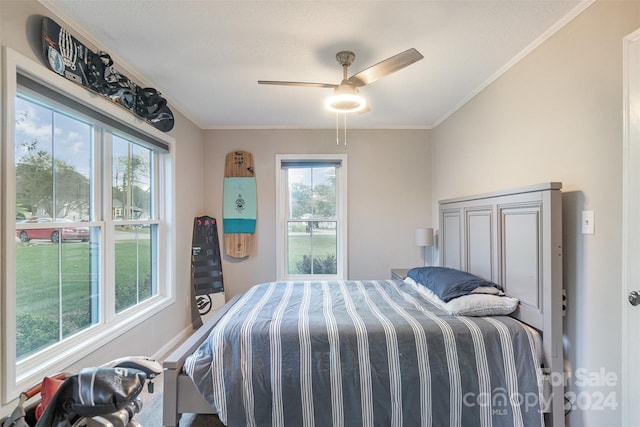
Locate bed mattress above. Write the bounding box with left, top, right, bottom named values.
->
left=185, top=280, right=543, bottom=427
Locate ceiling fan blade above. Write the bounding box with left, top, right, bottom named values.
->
left=258, top=80, right=336, bottom=89
left=348, top=48, right=424, bottom=87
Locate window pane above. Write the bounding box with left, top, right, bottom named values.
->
left=287, top=221, right=337, bottom=275
left=112, top=136, right=152, bottom=221
left=14, top=96, right=91, bottom=222
left=114, top=224, right=157, bottom=312
left=287, top=166, right=336, bottom=220
left=14, top=226, right=100, bottom=359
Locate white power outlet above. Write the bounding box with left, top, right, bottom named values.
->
left=581, top=210, right=595, bottom=235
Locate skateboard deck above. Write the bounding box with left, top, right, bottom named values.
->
left=41, top=16, right=174, bottom=132
left=223, top=151, right=256, bottom=258
left=191, top=216, right=224, bottom=316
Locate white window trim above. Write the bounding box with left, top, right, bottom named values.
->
left=275, top=153, right=348, bottom=281
left=1, top=47, right=176, bottom=402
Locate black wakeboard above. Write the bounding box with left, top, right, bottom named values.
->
left=191, top=216, right=224, bottom=316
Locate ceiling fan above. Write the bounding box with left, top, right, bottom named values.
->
left=258, top=48, right=424, bottom=114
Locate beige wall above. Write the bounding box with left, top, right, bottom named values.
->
left=433, top=2, right=640, bottom=425
left=1, top=0, right=204, bottom=414
left=203, top=129, right=432, bottom=297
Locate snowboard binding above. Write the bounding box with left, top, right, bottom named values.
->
left=135, top=87, right=174, bottom=132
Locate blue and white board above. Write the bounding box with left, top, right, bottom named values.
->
left=223, top=151, right=256, bottom=258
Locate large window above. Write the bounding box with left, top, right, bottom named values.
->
left=276, top=154, right=347, bottom=280
left=2, top=49, right=173, bottom=400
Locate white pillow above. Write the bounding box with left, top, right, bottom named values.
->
left=470, top=286, right=502, bottom=295
left=405, top=277, right=519, bottom=316
left=439, top=293, right=519, bottom=316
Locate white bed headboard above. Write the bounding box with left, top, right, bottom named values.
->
left=439, top=182, right=564, bottom=427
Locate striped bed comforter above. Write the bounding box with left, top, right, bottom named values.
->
left=184, top=280, right=544, bottom=427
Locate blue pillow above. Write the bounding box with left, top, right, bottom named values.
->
left=407, top=266, right=502, bottom=302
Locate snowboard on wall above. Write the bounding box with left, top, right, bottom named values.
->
left=41, top=16, right=175, bottom=132
left=191, top=216, right=224, bottom=317
left=223, top=151, right=257, bottom=258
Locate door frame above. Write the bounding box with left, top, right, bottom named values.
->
left=622, top=27, right=640, bottom=427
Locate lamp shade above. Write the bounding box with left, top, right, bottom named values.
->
left=415, top=227, right=434, bottom=247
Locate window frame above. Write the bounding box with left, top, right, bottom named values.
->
left=275, top=154, right=348, bottom=281
left=1, top=47, right=176, bottom=402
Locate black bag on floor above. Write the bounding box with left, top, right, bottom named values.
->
left=35, top=367, right=146, bottom=427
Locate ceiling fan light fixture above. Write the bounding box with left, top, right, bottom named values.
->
left=325, top=93, right=367, bottom=113
left=325, top=82, right=366, bottom=113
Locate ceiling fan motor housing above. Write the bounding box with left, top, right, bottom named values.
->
left=336, top=51, right=356, bottom=68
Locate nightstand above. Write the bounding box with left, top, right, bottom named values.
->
left=391, top=268, right=410, bottom=280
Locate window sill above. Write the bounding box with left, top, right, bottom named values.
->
left=9, top=294, right=174, bottom=403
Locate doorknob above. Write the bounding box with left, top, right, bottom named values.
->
left=629, top=290, right=640, bottom=306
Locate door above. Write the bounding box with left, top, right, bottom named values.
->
left=622, top=27, right=640, bottom=427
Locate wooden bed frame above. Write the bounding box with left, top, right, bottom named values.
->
left=163, top=182, right=564, bottom=427
left=439, top=182, right=564, bottom=427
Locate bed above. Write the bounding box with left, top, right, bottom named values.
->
left=163, top=182, right=564, bottom=427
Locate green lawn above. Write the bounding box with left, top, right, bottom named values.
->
left=288, top=232, right=337, bottom=274
left=15, top=238, right=151, bottom=357
left=15, top=242, right=91, bottom=316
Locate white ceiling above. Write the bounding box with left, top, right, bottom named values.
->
left=43, top=0, right=591, bottom=130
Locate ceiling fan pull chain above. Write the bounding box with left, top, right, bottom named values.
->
left=335, top=112, right=348, bottom=146
left=344, top=113, right=347, bottom=146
